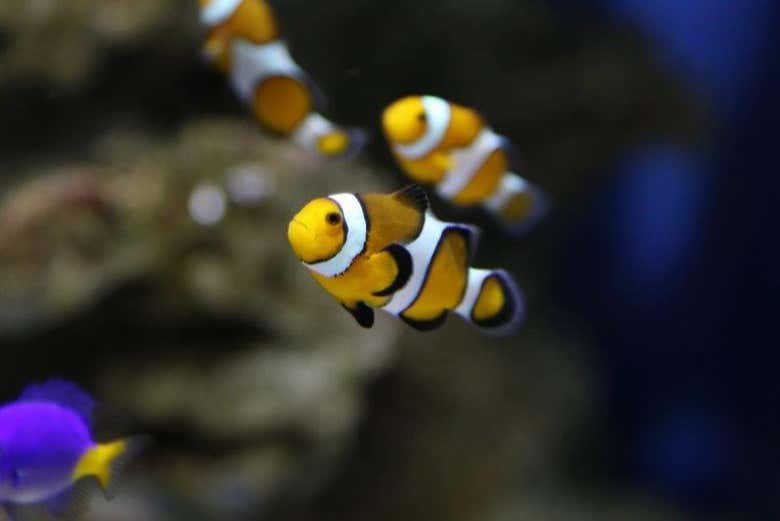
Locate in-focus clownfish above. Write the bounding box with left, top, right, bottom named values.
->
left=382, top=95, right=547, bottom=234
left=198, top=0, right=365, bottom=159
left=0, top=380, right=145, bottom=520
left=288, top=185, right=524, bottom=335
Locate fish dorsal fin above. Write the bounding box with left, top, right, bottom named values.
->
left=19, top=380, right=95, bottom=425
left=392, top=185, right=429, bottom=214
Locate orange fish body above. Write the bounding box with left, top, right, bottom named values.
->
left=383, top=96, right=546, bottom=234
left=288, top=185, right=524, bottom=335
left=199, top=0, right=364, bottom=158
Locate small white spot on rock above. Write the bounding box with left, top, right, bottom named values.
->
left=226, top=165, right=275, bottom=206
left=189, top=183, right=227, bottom=226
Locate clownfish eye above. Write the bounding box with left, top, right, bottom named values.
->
left=417, top=112, right=427, bottom=123
left=326, top=212, right=342, bottom=226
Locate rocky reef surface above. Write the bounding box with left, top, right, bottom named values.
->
left=0, top=123, right=400, bottom=519
left=0, top=125, right=685, bottom=520
left=0, top=0, right=194, bottom=87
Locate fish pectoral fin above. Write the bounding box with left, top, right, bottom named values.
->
left=432, top=151, right=453, bottom=172
left=341, top=301, right=375, bottom=329
left=372, top=245, right=412, bottom=297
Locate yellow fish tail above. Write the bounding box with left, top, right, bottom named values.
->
left=456, top=268, right=524, bottom=335
left=72, top=437, right=146, bottom=498
left=316, top=124, right=368, bottom=160
left=293, top=112, right=367, bottom=159
left=485, top=173, right=548, bottom=236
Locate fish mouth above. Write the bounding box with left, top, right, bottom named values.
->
left=292, top=219, right=310, bottom=232
left=287, top=219, right=320, bottom=262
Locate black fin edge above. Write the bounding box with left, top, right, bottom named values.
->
left=393, top=185, right=429, bottom=213
left=372, top=244, right=412, bottom=297
left=471, top=272, right=523, bottom=333
left=395, top=226, right=459, bottom=326
left=444, top=226, right=476, bottom=305
left=400, top=311, right=449, bottom=332
left=448, top=224, right=480, bottom=265
left=343, top=302, right=375, bottom=329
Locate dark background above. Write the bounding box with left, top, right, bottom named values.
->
left=0, top=1, right=777, bottom=520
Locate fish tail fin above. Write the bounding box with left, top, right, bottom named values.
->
left=332, top=125, right=368, bottom=160
left=316, top=123, right=367, bottom=160
left=73, top=437, right=147, bottom=499
left=455, top=268, right=524, bottom=335
left=293, top=113, right=367, bottom=160
left=484, top=173, right=548, bottom=236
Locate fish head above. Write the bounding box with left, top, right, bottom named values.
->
left=382, top=96, right=429, bottom=146
left=288, top=198, right=347, bottom=264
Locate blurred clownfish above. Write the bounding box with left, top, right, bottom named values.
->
left=383, top=95, right=547, bottom=235
left=288, top=185, right=524, bottom=334
left=198, top=0, right=365, bottom=158
left=0, top=380, right=144, bottom=521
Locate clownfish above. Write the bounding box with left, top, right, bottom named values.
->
left=288, top=185, right=524, bottom=335
left=382, top=95, right=547, bottom=234
left=0, top=380, right=144, bottom=521
left=198, top=0, right=365, bottom=159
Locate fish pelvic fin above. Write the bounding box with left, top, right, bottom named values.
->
left=342, top=301, right=375, bottom=329
left=73, top=437, right=146, bottom=499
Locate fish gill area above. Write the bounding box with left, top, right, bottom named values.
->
left=0, top=1, right=698, bottom=520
